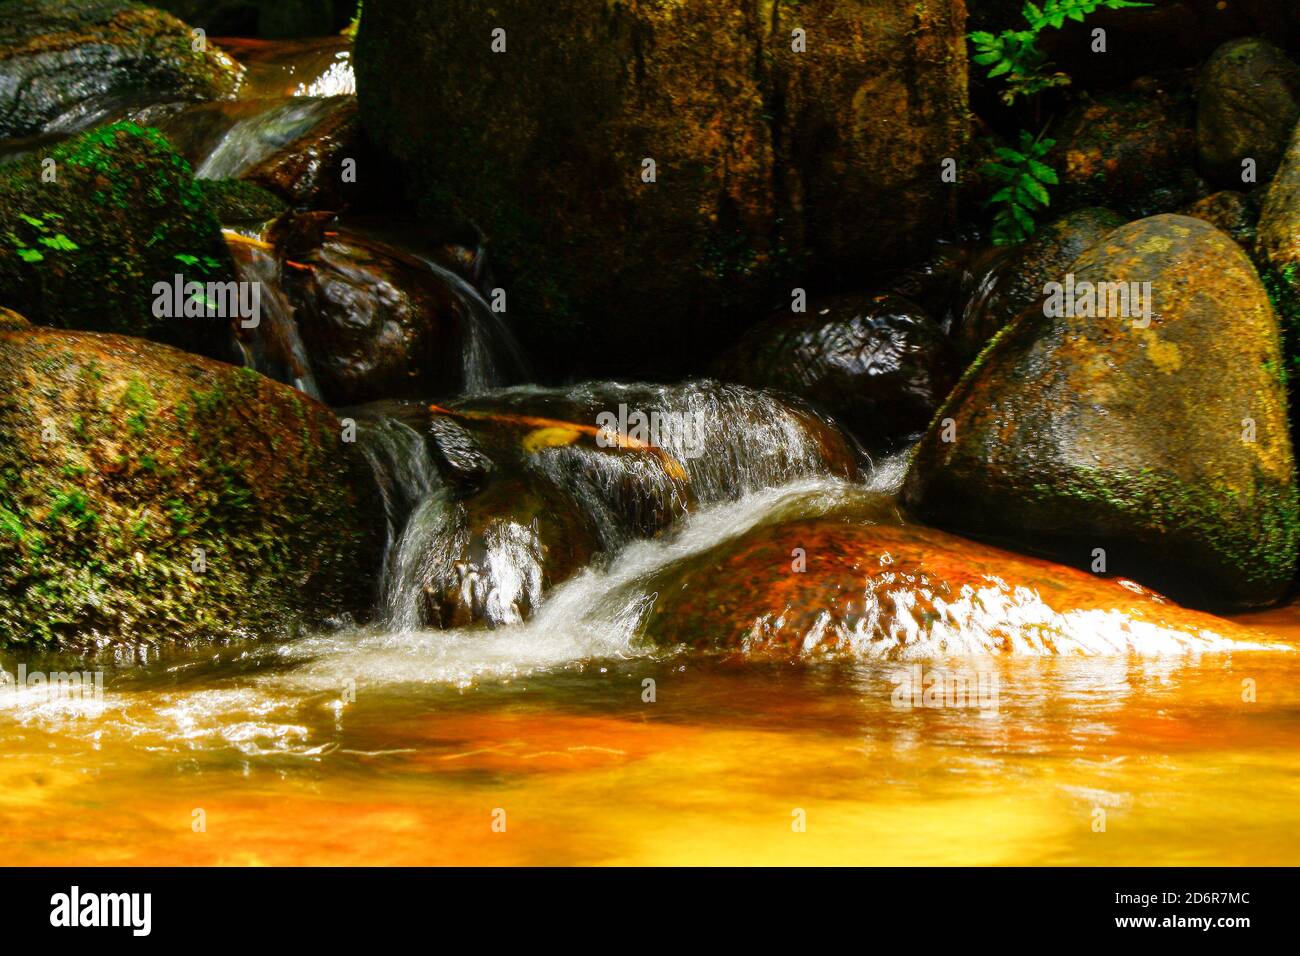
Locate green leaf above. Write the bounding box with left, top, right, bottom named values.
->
left=994, top=146, right=1027, bottom=163
left=17, top=248, right=44, bottom=263
left=1027, top=159, right=1059, bottom=184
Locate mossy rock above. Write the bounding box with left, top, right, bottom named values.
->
left=903, top=214, right=1299, bottom=610
left=1197, top=38, right=1300, bottom=188
left=1256, top=120, right=1300, bottom=391
left=0, top=325, right=383, bottom=651
left=0, top=0, right=242, bottom=139
left=195, top=177, right=287, bottom=223
left=635, top=518, right=1279, bottom=658
left=953, top=207, right=1125, bottom=360
left=0, top=306, right=29, bottom=328
left=0, top=120, right=237, bottom=357
left=354, top=0, right=968, bottom=377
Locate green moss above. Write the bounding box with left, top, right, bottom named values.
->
left=0, top=121, right=236, bottom=356
left=195, top=178, right=289, bottom=223
left=0, top=327, right=382, bottom=651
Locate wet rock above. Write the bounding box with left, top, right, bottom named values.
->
left=953, top=207, right=1125, bottom=360
left=1196, top=38, right=1300, bottom=187
left=0, top=121, right=238, bottom=358
left=1179, top=190, right=1258, bottom=248
left=903, top=214, right=1298, bottom=610
left=1050, top=85, right=1200, bottom=217
left=0, top=0, right=242, bottom=139
left=711, top=293, right=959, bottom=450
left=243, top=96, right=358, bottom=207
left=635, top=518, right=1282, bottom=658
left=0, top=325, right=383, bottom=650
left=280, top=226, right=523, bottom=405
left=354, top=0, right=968, bottom=376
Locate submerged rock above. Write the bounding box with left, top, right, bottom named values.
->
left=367, top=382, right=863, bottom=629
left=1196, top=38, right=1300, bottom=187
left=0, top=121, right=237, bottom=358
left=354, top=0, right=968, bottom=376
left=0, top=325, right=383, bottom=650
left=0, top=0, right=241, bottom=139
left=903, top=214, right=1299, bottom=609
left=635, top=518, right=1281, bottom=658
left=712, top=293, right=958, bottom=450
left=953, top=207, right=1125, bottom=360
left=1050, top=85, right=1200, bottom=217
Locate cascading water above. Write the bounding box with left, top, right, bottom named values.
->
left=193, top=95, right=347, bottom=180
left=226, top=228, right=324, bottom=400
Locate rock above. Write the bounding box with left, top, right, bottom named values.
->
left=1050, top=85, right=1200, bottom=217
left=0, top=121, right=238, bottom=358
left=152, top=1, right=355, bottom=39
left=278, top=225, right=524, bottom=405
left=1197, top=38, right=1300, bottom=187
left=1179, top=190, right=1258, bottom=248
left=903, top=214, right=1299, bottom=609
left=634, top=517, right=1283, bottom=658
left=953, top=207, right=1125, bottom=360
left=354, top=0, right=968, bottom=376
left=0, top=0, right=241, bottom=139
left=711, top=293, right=959, bottom=450
left=0, top=325, right=383, bottom=650
left=243, top=96, right=358, bottom=208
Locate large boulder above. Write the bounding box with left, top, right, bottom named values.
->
left=354, top=0, right=968, bottom=376
left=0, top=0, right=241, bottom=139
left=902, top=214, right=1299, bottom=610
left=0, top=324, right=383, bottom=650
left=634, top=517, right=1281, bottom=658
left=1197, top=38, right=1300, bottom=188
left=711, top=293, right=959, bottom=450
left=0, top=121, right=238, bottom=358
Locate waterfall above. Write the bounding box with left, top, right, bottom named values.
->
left=193, top=96, right=347, bottom=180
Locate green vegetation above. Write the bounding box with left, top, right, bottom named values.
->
left=982, top=130, right=1059, bottom=245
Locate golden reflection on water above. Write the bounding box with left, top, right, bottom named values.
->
left=2, top=619, right=1299, bottom=866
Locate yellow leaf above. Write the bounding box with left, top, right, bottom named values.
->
left=521, top=426, right=581, bottom=453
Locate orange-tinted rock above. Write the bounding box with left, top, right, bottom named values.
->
left=638, top=519, right=1282, bottom=658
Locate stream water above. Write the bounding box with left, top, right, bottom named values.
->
left=3, top=32, right=1300, bottom=868
left=3, top=464, right=1299, bottom=865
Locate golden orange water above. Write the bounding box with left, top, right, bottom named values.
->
left=3, top=613, right=1300, bottom=866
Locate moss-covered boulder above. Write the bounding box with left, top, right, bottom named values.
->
left=354, top=0, right=968, bottom=376
left=0, top=121, right=237, bottom=357
left=0, top=324, right=383, bottom=650
left=953, top=207, right=1125, bottom=360
left=635, top=518, right=1280, bottom=658
left=711, top=293, right=959, bottom=451
left=1050, top=84, right=1200, bottom=217
left=902, top=214, right=1299, bottom=610
left=0, top=0, right=242, bottom=139
left=1256, top=120, right=1300, bottom=382
left=1196, top=38, right=1300, bottom=188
